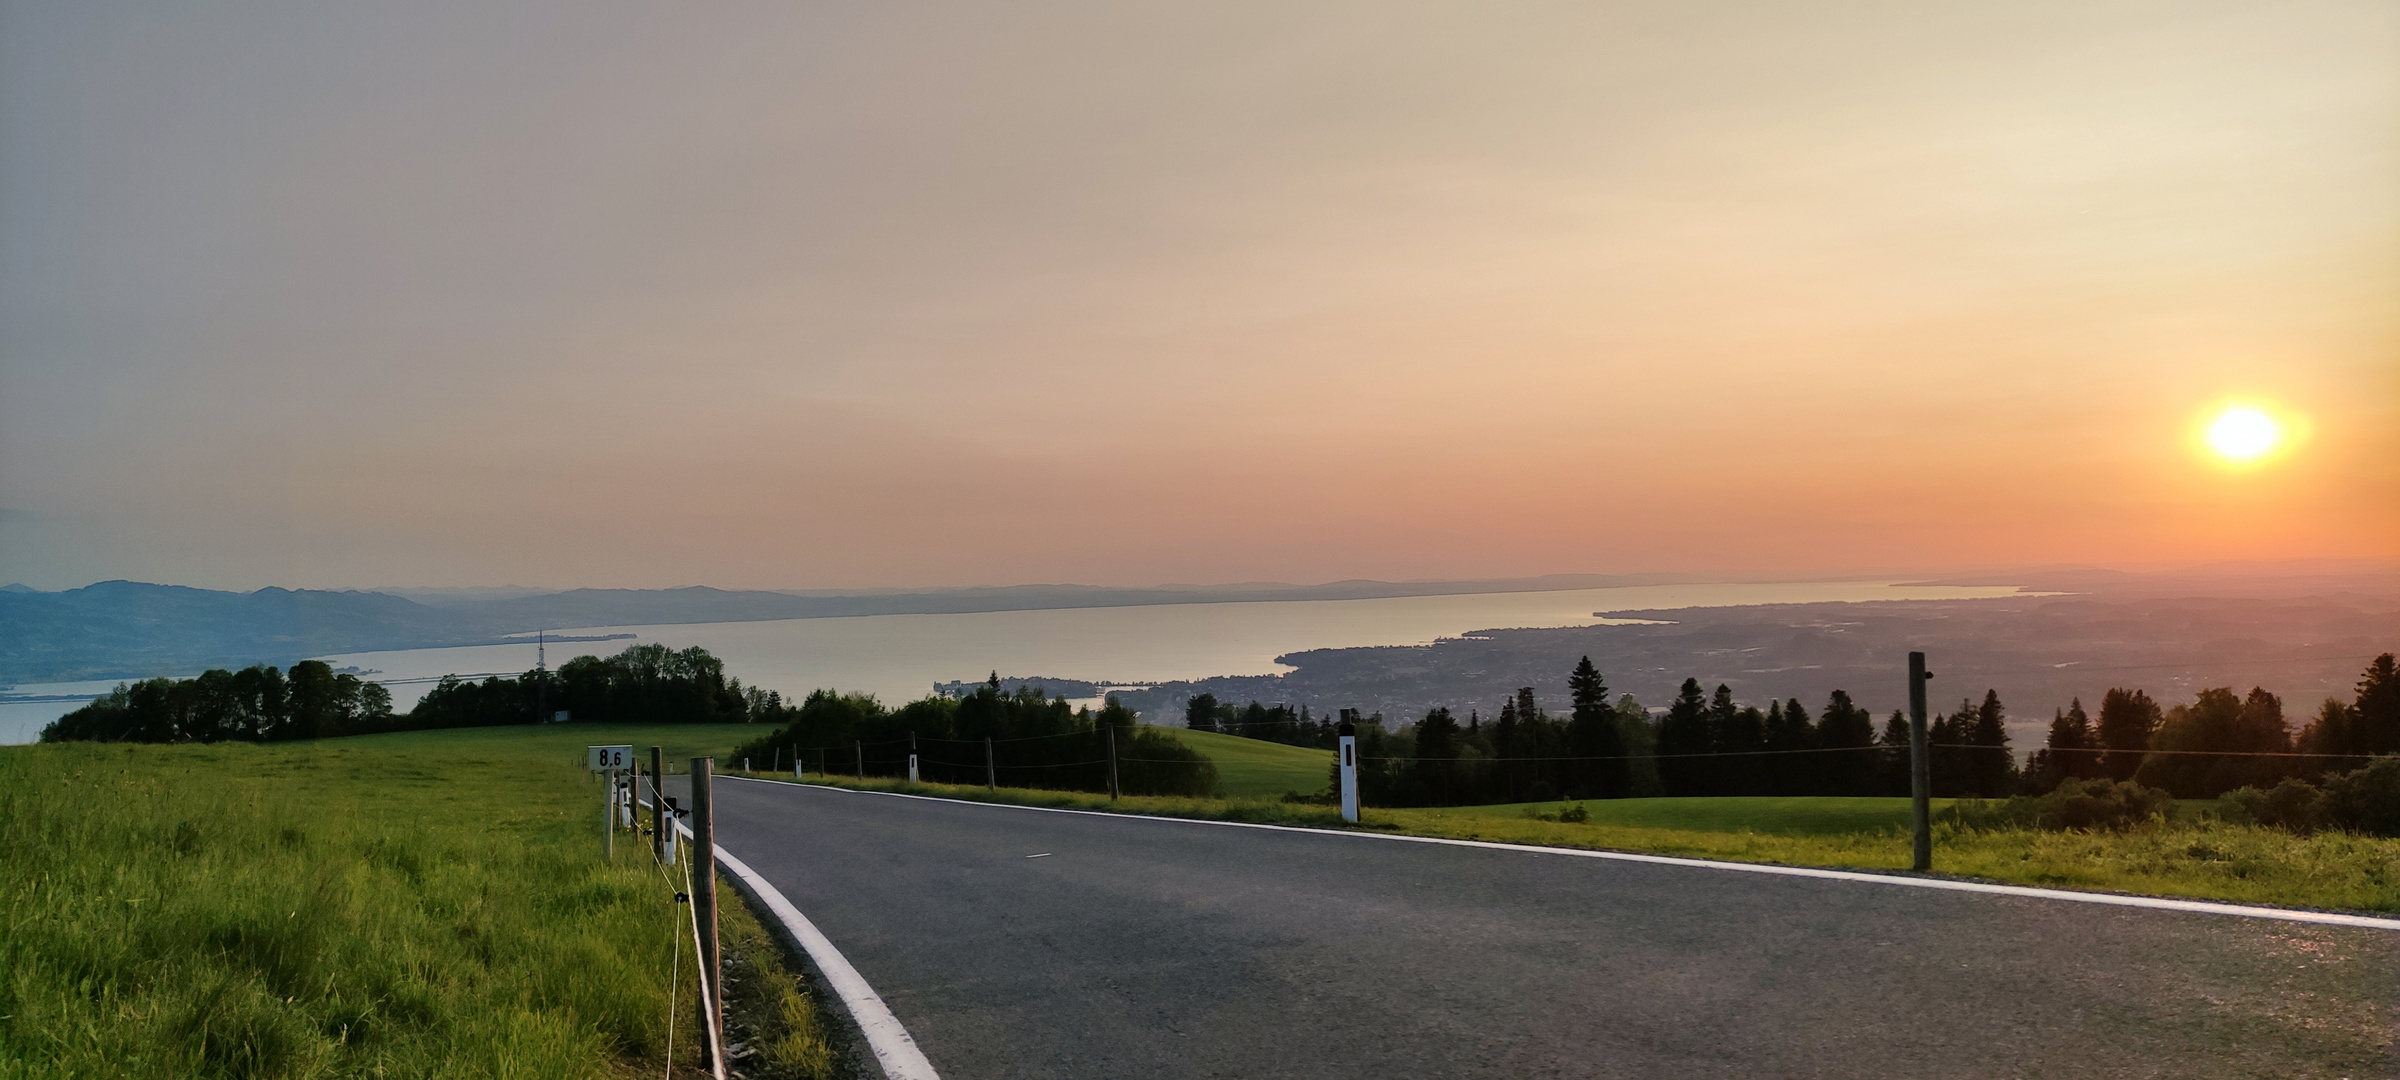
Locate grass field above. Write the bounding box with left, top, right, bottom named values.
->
left=0, top=723, right=828, bottom=1080
left=1428, top=795, right=1955, bottom=835
left=1156, top=727, right=1332, bottom=798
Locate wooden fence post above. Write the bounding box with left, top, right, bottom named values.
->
left=650, top=745, right=666, bottom=864
left=1909, top=651, right=1933, bottom=872
left=1106, top=722, right=1120, bottom=800
left=691, top=757, right=725, bottom=1075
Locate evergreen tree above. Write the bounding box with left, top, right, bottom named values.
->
left=1413, top=706, right=1463, bottom=805
left=1815, top=689, right=1878, bottom=795
left=1615, top=695, right=1662, bottom=797
left=1566, top=656, right=1628, bottom=798
left=1492, top=695, right=1524, bottom=802
left=2351, top=654, right=2400, bottom=757
left=1718, top=703, right=1768, bottom=796
left=1703, top=685, right=1741, bottom=796
left=1928, top=699, right=1973, bottom=797
left=1876, top=709, right=1912, bottom=795
left=1965, top=689, right=2016, bottom=797
left=1764, top=698, right=1816, bottom=795
left=2026, top=699, right=2096, bottom=791
left=1656, top=678, right=1712, bottom=796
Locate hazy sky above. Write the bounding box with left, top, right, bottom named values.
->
left=3, top=1, right=2394, bottom=591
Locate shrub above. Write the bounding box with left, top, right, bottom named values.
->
left=2218, top=758, right=2400, bottom=837
left=2322, top=756, right=2400, bottom=837
left=2219, top=778, right=2329, bottom=833
left=1947, top=779, right=2172, bottom=832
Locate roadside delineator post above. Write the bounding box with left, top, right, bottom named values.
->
left=690, top=757, right=726, bottom=1078
left=855, top=740, right=863, bottom=779
left=1337, top=715, right=1360, bottom=824
left=1909, top=651, right=1934, bottom=872
left=986, top=736, right=997, bottom=790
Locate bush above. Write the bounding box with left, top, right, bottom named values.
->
left=1947, top=779, right=2173, bottom=832
left=1519, top=802, right=1590, bottom=824
left=2323, top=756, right=2400, bottom=837
left=2219, top=778, right=2328, bottom=833
left=2218, top=757, right=2400, bottom=837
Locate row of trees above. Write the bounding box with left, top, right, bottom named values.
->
left=2026, top=654, right=2400, bottom=799
left=410, top=643, right=770, bottom=728
left=1321, top=663, right=2013, bottom=807
left=733, top=676, right=1216, bottom=797
left=40, top=661, right=395, bottom=743
left=1183, top=695, right=1345, bottom=750
left=1229, top=654, right=2400, bottom=808
left=38, top=643, right=779, bottom=744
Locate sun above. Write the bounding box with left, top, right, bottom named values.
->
left=2205, top=406, right=2281, bottom=463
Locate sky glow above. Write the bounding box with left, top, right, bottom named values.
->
left=0, top=2, right=2394, bottom=590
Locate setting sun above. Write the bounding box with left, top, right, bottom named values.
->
left=2206, top=406, right=2282, bottom=463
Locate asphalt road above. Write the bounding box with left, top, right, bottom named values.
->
left=687, top=779, right=2397, bottom=1079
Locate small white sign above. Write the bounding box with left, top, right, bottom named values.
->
left=588, top=744, right=634, bottom=772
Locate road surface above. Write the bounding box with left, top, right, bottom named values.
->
left=684, top=778, right=2396, bottom=1079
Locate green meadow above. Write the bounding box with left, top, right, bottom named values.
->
left=1158, top=728, right=1332, bottom=798
left=0, top=723, right=830, bottom=1080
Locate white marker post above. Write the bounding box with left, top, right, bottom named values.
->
left=589, top=745, right=633, bottom=858
left=908, top=753, right=920, bottom=783
left=1337, top=717, right=1360, bottom=824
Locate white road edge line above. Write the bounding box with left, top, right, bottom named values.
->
left=722, top=775, right=2400, bottom=933
left=669, top=813, right=941, bottom=1080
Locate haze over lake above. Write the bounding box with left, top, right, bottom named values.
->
left=0, top=580, right=2025, bottom=744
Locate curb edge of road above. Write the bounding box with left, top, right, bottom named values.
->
left=676, top=814, right=943, bottom=1080
left=721, top=774, right=2400, bottom=933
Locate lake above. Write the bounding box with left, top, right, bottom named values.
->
left=0, top=579, right=2024, bottom=742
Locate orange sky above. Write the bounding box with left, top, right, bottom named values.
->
left=1, top=2, right=2394, bottom=589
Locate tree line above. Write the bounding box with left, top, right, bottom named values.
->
left=40, top=661, right=395, bottom=744
left=39, top=643, right=777, bottom=744
left=1207, top=652, right=2400, bottom=811
left=2022, top=653, right=2399, bottom=800
left=732, top=675, right=1216, bottom=797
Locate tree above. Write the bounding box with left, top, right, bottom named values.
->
left=2095, top=688, right=2160, bottom=781
left=1566, top=657, right=1628, bottom=798
left=1615, top=695, right=1662, bottom=797
left=42, top=662, right=391, bottom=744
left=2351, top=654, right=2400, bottom=757
left=1876, top=709, right=1911, bottom=795
left=1413, top=707, right=1463, bottom=805
left=2026, top=699, right=2097, bottom=791
left=1764, top=699, right=1816, bottom=796
left=2137, top=686, right=2294, bottom=798
left=1656, top=679, right=1712, bottom=796
left=1816, top=690, right=1878, bottom=795
left=1184, top=693, right=1221, bottom=734
left=1964, top=689, right=2016, bottom=797
left=1714, top=696, right=1767, bottom=796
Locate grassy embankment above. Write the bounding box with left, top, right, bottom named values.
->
left=745, top=726, right=2400, bottom=914
left=0, top=723, right=831, bottom=1080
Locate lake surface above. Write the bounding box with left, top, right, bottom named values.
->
left=0, top=580, right=2024, bottom=743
